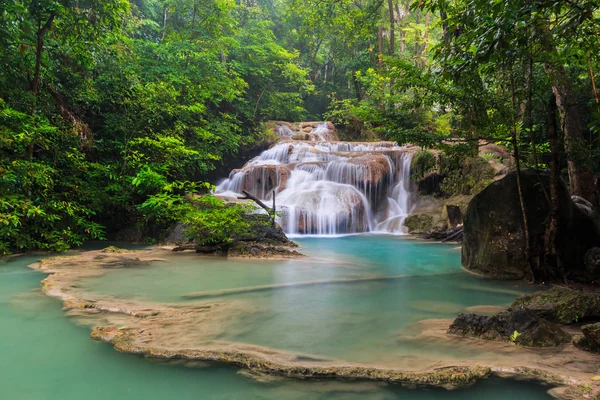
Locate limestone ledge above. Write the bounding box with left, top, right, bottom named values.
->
left=91, top=325, right=490, bottom=389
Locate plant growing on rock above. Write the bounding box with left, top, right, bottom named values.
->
left=182, top=196, right=257, bottom=247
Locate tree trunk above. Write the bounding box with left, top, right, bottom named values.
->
left=180, top=0, right=198, bottom=104
left=588, top=54, right=599, bottom=113
left=510, top=75, right=534, bottom=282
left=423, top=12, right=429, bottom=59
left=29, top=12, right=56, bottom=159
left=377, top=23, right=383, bottom=70
left=440, top=10, right=451, bottom=43
left=387, top=0, right=395, bottom=56
left=542, top=48, right=598, bottom=206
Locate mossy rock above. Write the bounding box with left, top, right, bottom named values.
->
left=510, top=288, right=600, bottom=324
left=101, top=246, right=130, bottom=254
left=581, top=323, right=600, bottom=352
left=404, top=213, right=435, bottom=234
left=448, top=308, right=571, bottom=347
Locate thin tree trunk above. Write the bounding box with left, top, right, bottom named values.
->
left=180, top=0, right=198, bottom=104
left=387, top=0, right=395, bottom=56
left=544, top=93, right=564, bottom=282
left=29, top=12, right=56, bottom=160
left=588, top=54, right=599, bottom=112
left=510, top=74, right=534, bottom=282
left=161, top=7, right=168, bottom=41
left=398, top=1, right=409, bottom=54
left=525, top=56, right=550, bottom=205
left=423, top=12, right=429, bottom=59
left=413, top=10, right=420, bottom=61
left=377, top=14, right=383, bottom=70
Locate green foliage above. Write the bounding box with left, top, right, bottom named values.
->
left=1, top=0, right=599, bottom=253
left=182, top=196, right=256, bottom=247
left=0, top=0, right=312, bottom=253
left=411, top=150, right=437, bottom=180
left=0, top=101, right=104, bottom=254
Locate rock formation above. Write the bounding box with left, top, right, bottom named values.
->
left=462, top=170, right=600, bottom=280
left=448, top=308, right=571, bottom=347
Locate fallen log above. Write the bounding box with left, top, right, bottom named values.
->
left=238, top=190, right=276, bottom=226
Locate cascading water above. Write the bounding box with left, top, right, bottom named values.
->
left=216, top=122, right=415, bottom=235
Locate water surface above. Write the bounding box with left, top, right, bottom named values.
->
left=84, top=236, right=538, bottom=365
left=0, top=239, right=552, bottom=399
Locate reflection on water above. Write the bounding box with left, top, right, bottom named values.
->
left=0, top=239, right=551, bottom=399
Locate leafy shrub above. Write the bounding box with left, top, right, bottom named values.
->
left=183, top=196, right=258, bottom=247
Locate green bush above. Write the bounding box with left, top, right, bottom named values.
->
left=182, top=196, right=259, bottom=247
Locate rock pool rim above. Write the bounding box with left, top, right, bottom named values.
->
left=27, top=247, right=595, bottom=397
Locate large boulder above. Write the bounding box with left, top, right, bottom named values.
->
left=509, top=287, right=600, bottom=324
left=462, top=170, right=600, bottom=280
left=448, top=308, right=571, bottom=347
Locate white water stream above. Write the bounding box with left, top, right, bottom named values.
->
left=217, top=123, right=415, bottom=235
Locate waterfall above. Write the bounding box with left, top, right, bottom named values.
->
left=216, top=123, right=415, bottom=236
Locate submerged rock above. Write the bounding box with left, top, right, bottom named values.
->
left=448, top=309, right=571, bottom=347
left=462, top=170, right=600, bottom=280
left=509, top=287, right=600, bottom=324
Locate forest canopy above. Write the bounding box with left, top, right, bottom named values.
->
left=1, top=0, right=599, bottom=254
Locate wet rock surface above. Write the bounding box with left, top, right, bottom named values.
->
left=448, top=308, right=571, bottom=347
left=509, top=287, right=600, bottom=324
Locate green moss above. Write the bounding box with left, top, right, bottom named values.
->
left=404, top=214, right=435, bottom=233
